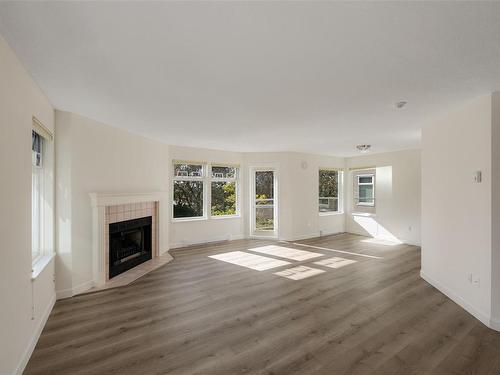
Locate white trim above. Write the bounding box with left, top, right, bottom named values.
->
left=490, top=316, right=500, bottom=331
left=170, top=234, right=245, bottom=249
left=319, top=211, right=344, bottom=217
left=280, top=231, right=345, bottom=242
left=31, top=253, right=55, bottom=280
left=420, top=270, right=495, bottom=330
left=15, top=294, right=55, bottom=375
left=172, top=216, right=207, bottom=223
left=56, top=280, right=96, bottom=300
left=211, top=214, right=241, bottom=220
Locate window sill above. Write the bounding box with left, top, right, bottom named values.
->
left=319, top=211, right=344, bottom=217
left=32, top=253, right=55, bottom=280
left=172, top=217, right=207, bottom=223
left=211, top=215, right=241, bottom=220
left=351, top=212, right=377, bottom=217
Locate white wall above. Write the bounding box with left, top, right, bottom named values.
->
left=0, top=35, right=56, bottom=375
left=55, top=111, right=169, bottom=297
left=169, top=149, right=345, bottom=247
left=421, top=95, right=494, bottom=328
left=345, top=150, right=421, bottom=246
left=492, top=92, right=500, bottom=327
left=169, top=145, right=245, bottom=247
left=242, top=152, right=345, bottom=241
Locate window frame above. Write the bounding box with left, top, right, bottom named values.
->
left=171, top=162, right=241, bottom=222
left=318, top=168, right=343, bottom=216
left=172, top=163, right=207, bottom=221
left=209, top=165, right=240, bottom=219
left=32, top=130, right=44, bottom=264
left=31, top=121, right=55, bottom=274
left=356, top=173, right=375, bottom=207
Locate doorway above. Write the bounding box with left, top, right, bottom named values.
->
left=250, top=167, right=278, bottom=238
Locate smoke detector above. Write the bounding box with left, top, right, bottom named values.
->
left=356, top=144, right=371, bottom=153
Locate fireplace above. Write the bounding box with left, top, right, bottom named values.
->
left=109, top=216, right=152, bottom=279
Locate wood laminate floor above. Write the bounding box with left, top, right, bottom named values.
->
left=25, top=234, right=500, bottom=375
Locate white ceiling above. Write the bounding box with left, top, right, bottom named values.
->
left=2, top=2, right=500, bottom=156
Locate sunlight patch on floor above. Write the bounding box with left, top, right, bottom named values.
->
left=287, top=242, right=383, bottom=259
left=248, top=245, right=324, bottom=261
left=209, top=251, right=290, bottom=271
left=314, top=257, right=357, bottom=269
left=274, top=266, right=325, bottom=280
left=361, top=238, right=401, bottom=246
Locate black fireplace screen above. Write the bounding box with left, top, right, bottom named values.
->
left=109, top=216, right=152, bottom=279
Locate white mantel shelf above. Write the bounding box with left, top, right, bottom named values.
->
left=89, top=191, right=171, bottom=289
left=90, top=191, right=168, bottom=207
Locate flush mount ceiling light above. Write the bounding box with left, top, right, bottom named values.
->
left=396, top=101, right=407, bottom=109
left=356, top=144, right=371, bottom=153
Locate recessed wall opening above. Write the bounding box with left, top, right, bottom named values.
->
left=109, top=216, right=152, bottom=279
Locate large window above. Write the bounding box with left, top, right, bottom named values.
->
left=32, top=130, right=44, bottom=261
left=356, top=174, right=375, bottom=206
left=211, top=166, right=238, bottom=216
left=173, top=163, right=205, bottom=219
left=319, top=169, right=342, bottom=213
left=172, top=162, right=240, bottom=220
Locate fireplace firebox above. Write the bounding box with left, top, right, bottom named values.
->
left=109, top=216, right=152, bottom=279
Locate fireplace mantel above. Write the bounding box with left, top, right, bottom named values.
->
left=89, top=191, right=170, bottom=287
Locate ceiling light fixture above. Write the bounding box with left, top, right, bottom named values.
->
left=356, top=144, right=371, bottom=153
left=396, top=101, right=407, bottom=109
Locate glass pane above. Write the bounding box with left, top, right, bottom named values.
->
left=32, top=131, right=43, bottom=167
left=211, top=166, right=237, bottom=179
left=256, top=207, right=274, bottom=231
left=319, top=170, right=338, bottom=212
left=173, top=181, right=204, bottom=218
left=359, top=185, right=374, bottom=203
left=255, top=171, right=274, bottom=200
left=211, top=181, right=237, bottom=216
left=359, top=176, right=373, bottom=184
left=174, top=164, right=203, bottom=178
left=319, top=197, right=338, bottom=212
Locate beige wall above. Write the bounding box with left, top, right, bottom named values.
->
left=55, top=111, right=169, bottom=297
left=421, top=94, right=494, bottom=328
left=346, top=150, right=421, bottom=246
left=0, top=35, right=56, bottom=374
left=169, top=145, right=245, bottom=247
left=492, top=92, right=500, bottom=327
left=242, top=152, right=346, bottom=241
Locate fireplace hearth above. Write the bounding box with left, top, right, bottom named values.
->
left=109, top=216, right=152, bottom=279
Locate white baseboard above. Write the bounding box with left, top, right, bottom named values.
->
left=490, top=316, right=500, bottom=331
left=282, top=231, right=344, bottom=242
left=56, top=280, right=95, bottom=300
left=420, top=270, right=495, bottom=330
left=15, top=293, right=56, bottom=375
left=170, top=234, right=245, bottom=249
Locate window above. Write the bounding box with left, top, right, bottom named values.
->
left=356, top=174, right=375, bottom=206
left=173, top=163, right=205, bottom=219
left=211, top=166, right=239, bottom=216
left=319, top=169, right=342, bottom=213
left=32, top=130, right=44, bottom=262
left=172, top=162, right=240, bottom=220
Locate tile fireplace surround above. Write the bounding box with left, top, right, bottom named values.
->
left=89, top=192, right=171, bottom=292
